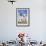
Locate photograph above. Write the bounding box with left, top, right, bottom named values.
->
left=16, top=8, right=30, bottom=27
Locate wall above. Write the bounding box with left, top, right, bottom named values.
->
left=0, top=0, right=46, bottom=42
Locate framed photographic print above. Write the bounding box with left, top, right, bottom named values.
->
left=16, top=8, right=30, bottom=27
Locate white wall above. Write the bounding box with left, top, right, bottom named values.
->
left=0, top=0, right=46, bottom=41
